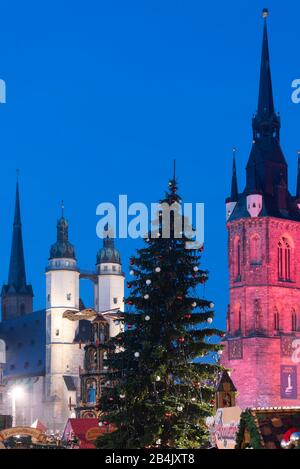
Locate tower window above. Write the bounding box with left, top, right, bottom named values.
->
left=274, top=308, right=280, bottom=331
left=233, top=237, right=241, bottom=281
left=278, top=237, right=292, bottom=281
left=56, top=329, right=59, bottom=336
left=67, top=293, right=71, bottom=301
left=20, top=303, right=26, bottom=315
left=250, top=234, right=261, bottom=265
left=113, top=297, right=118, bottom=304
left=47, top=294, right=50, bottom=302
left=292, top=310, right=297, bottom=332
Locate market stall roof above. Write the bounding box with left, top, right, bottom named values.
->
left=62, top=418, right=99, bottom=449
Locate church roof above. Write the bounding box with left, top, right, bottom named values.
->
left=0, top=309, right=46, bottom=379
left=96, top=235, right=121, bottom=265
left=0, top=310, right=91, bottom=379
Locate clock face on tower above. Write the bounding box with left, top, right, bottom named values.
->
left=228, top=339, right=243, bottom=360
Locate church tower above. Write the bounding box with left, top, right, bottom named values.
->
left=45, top=206, right=82, bottom=430
left=1, top=181, right=33, bottom=320
left=222, top=11, right=300, bottom=408
left=95, top=230, right=124, bottom=337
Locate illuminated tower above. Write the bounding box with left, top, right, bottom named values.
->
left=222, top=11, right=300, bottom=408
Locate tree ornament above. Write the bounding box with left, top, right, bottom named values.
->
left=127, top=283, right=132, bottom=289
left=144, top=294, right=149, bottom=300
left=281, top=428, right=300, bottom=449
left=109, top=397, right=114, bottom=401
left=290, top=432, right=300, bottom=446
left=119, top=394, right=125, bottom=399
left=191, top=302, right=197, bottom=308
left=165, top=413, right=172, bottom=418
left=127, top=324, right=133, bottom=329
left=193, top=266, right=199, bottom=272
left=98, top=421, right=103, bottom=427
left=134, top=352, right=140, bottom=358
left=155, top=267, right=161, bottom=273
left=184, top=314, right=191, bottom=319
left=156, top=439, right=161, bottom=445
left=130, top=259, right=135, bottom=265
left=207, top=318, right=213, bottom=324
left=127, top=300, right=133, bottom=305
left=145, top=315, right=151, bottom=321
left=209, top=302, right=215, bottom=308
left=155, top=376, right=161, bottom=382
left=191, top=398, right=196, bottom=402
left=146, top=279, right=151, bottom=285
left=220, top=333, right=225, bottom=338
left=218, top=350, right=223, bottom=355
left=178, top=337, right=185, bottom=343
left=130, top=270, right=134, bottom=276
left=103, top=366, right=109, bottom=370
left=177, top=405, right=183, bottom=412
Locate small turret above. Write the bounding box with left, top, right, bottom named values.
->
left=226, top=148, right=239, bottom=221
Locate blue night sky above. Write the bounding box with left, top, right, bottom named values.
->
left=0, top=0, right=300, bottom=329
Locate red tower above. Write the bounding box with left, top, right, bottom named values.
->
left=221, top=11, right=300, bottom=409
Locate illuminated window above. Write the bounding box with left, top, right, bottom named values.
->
left=234, top=237, right=241, bottom=281
left=278, top=237, right=292, bottom=281
left=274, top=308, right=280, bottom=331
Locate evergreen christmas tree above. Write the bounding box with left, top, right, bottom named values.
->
left=96, top=174, right=224, bottom=449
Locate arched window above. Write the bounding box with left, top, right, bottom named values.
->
left=292, top=309, right=297, bottom=332
left=278, top=236, right=292, bottom=281
left=20, top=303, right=26, bottom=315
left=274, top=307, right=280, bottom=331
left=250, top=234, right=261, bottom=264
left=234, top=237, right=241, bottom=281
left=234, top=303, right=241, bottom=332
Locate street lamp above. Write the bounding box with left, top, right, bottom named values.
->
left=9, top=386, right=24, bottom=427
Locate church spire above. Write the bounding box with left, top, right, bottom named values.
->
left=257, top=9, right=274, bottom=119
left=230, top=148, right=238, bottom=201
left=8, top=180, right=27, bottom=290
left=252, top=9, right=280, bottom=140
left=1, top=178, right=33, bottom=320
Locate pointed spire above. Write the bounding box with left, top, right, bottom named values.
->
left=296, top=151, right=300, bottom=199
left=7, top=179, right=27, bottom=290
left=257, top=9, right=274, bottom=118
left=230, top=148, right=238, bottom=200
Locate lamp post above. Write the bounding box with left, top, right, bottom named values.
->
left=9, top=386, right=24, bottom=427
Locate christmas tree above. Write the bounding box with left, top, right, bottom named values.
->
left=96, top=174, right=224, bottom=449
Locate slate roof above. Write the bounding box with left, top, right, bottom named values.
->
left=0, top=310, right=91, bottom=380
left=0, top=309, right=46, bottom=379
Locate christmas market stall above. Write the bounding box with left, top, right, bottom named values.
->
left=235, top=408, right=300, bottom=449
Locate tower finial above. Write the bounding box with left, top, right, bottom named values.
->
left=262, top=8, right=269, bottom=19
left=61, top=200, right=64, bottom=218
